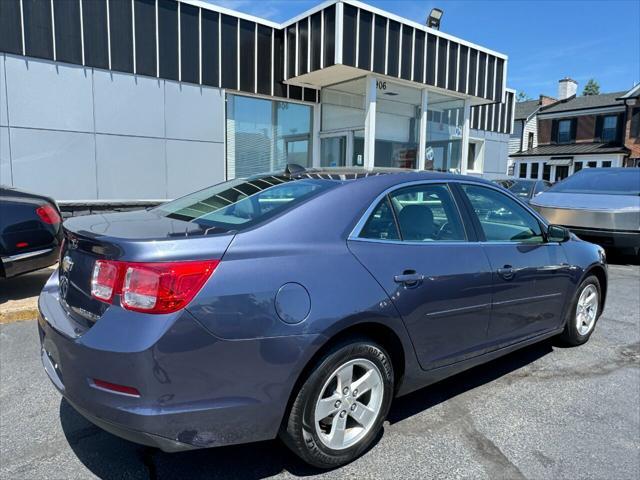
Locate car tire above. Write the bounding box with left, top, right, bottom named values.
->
left=559, top=275, right=602, bottom=346
left=280, top=338, right=394, bottom=469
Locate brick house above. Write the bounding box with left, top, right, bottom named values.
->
left=510, top=78, right=631, bottom=183
left=618, top=84, right=640, bottom=167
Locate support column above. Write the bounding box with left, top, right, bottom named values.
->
left=312, top=101, right=321, bottom=167
left=363, top=76, right=377, bottom=169
left=417, top=88, right=429, bottom=170
left=460, top=98, right=472, bottom=175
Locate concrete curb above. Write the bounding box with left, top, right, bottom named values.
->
left=0, top=306, right=39, bottom=324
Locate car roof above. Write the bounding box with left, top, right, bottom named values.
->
left=278, top=167, right=496, bottom=190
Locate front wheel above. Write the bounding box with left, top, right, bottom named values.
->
left=280, top=339, right=394, bottom=469
left=558, top=275, right=602, bottom=346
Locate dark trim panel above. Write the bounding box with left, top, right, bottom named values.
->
left=471, top=90, right=515, bottom=134
left=0, top=0, right=22, bottom=55
left=180, top=3, right=199, bottom=84
left=82, top=0, right=109, bottom=69
left=134, top=0, right=157, bottom=77
left=53, top=0, right=82, bottom=65
left=109, top=0, right=134, bottom=73
left=201, top=9, right=219, bottom=87
left=22, top=0, right=53, bottom=60
left=158, top=0, right=178, bottom=81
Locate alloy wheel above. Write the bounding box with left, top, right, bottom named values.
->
left=313, top=358, right=384, bottom=450
left=576, top=284, right=598, bottom=336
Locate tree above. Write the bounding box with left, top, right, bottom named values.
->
left=582, top=79, right=600, bottom=96
left=516, top=91, right=531, bottom=102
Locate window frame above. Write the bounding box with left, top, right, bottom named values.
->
left=556, top=119, right=573, bottom=144
left=452, top=182, right=550, bottom=245
left=601, top=115, right=618, bottom=143
left=349, top=181, right=472, bottom=244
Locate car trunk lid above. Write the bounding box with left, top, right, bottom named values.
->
left=58, top=210, right=234, bottom=326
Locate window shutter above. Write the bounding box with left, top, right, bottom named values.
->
left=570, top=118, right=577, bottom=142
left=594, top=115, right=603, bottom=141
left=632, top=108, right=640, bottom=138
left=616, top=113, right=624, bottom=144
left=551, top=119, right=558, bottom=144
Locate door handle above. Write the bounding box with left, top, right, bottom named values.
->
left=497, top=265, right=515, bottom=280
left=394, top=270, right=424, bottom=287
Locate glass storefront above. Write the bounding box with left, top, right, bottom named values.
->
left=425, top=93, right=464, bottom=173
left=374, top=82, right=421, bottom=169
left=319, top=78, right=466, bottom=172
left=226, top=94, right=313, bottom=178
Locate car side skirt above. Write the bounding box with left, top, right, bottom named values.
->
left=396, top=327, right=565, bottom=397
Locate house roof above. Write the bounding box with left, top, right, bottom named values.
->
left=510, top=142, right=629, bottom=157
left=538, top=92, right=626, bottom=115
left=514, top=100, right=540, bottom=121
left=618, top=84, right=640, bottom=100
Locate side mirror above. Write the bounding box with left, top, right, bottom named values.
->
left=547, top=224, right=571, bottom=243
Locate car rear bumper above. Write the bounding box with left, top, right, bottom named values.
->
left=38, top=277, right=323, bottom=451
left=1, top=246, right=58, bottom=277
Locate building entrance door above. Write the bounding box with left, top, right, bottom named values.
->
left=320, top=130, right=366, bottom=168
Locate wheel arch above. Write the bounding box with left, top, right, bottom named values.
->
left=281, top=321, right=408, bottom=430
left=584, top=264, right=608, bottom=312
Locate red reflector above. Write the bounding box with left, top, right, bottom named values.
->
left=16, top=242, right=29, bottom=248
left=36, top=204, right=61, bottom=225
left=90, top=259, right=219, bottom=314
left=92, top=379, right=140, bottom=397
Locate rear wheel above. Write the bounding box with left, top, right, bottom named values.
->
left=280, top=339, right=393, bottom=469
left=559, top=275, right=601, bottom=346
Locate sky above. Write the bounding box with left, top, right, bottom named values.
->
left=207, top=0, right=640, bottom=99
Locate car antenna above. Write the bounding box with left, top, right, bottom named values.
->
left=284, top=163, right=307, bottom=175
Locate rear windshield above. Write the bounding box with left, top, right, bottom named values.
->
left=496, top=180, right=534, bottom=199
left=155, top=175, right=337, bottom=232
left=549, top=169, right=640, bottom=195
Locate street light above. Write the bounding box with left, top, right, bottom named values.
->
left=427, top=8, right=443, bottom=30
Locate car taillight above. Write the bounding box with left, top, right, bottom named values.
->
left=36, top=204, right=61, bottom=225
left=91, top=260, right=120, bottom=302
left=90, top=259, right=219, bottom=314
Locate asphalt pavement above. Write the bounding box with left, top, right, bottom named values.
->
left=1, top=263, right=638, bottom=480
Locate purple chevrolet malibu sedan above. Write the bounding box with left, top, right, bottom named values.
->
left=38, top=167, right=607, bottom=468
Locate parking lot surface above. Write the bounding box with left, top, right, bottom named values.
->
left=1, top=263, right=638, bottom=480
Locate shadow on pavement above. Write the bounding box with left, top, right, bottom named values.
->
left=0, top=266, right=55, bottom=304
left=59, top=341, right=553, bottom=479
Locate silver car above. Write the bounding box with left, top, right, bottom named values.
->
left=531, top=168, right=640, bottom=253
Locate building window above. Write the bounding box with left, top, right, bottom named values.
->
left=467, top=141, right=483, bottom=172
left=574, top=161, right=583, bottom=172
left=602, top=115, right=618, bottom=143
left=602, top=161, right=612, bottom=168
left=588, top=161, right=597, bottom=168
left=519, top=163, right=527, bottom=178
left=527, top=132, right=534, bottom=150
left=543, top=163, right=551, bottom=181
left=425, top=94, right=464, bottom=173
left=226, top=94, right=313, bottom=179
left=530, top=162, right=539, bottom=179
left=556, top=165, right=569, bottom=181
left=557, top=119, right=572, bottom=144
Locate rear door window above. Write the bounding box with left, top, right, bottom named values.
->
left=359, top=183, right=466, bottom=242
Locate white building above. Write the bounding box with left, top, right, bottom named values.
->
left=0, top=0, right=515, bottom=208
